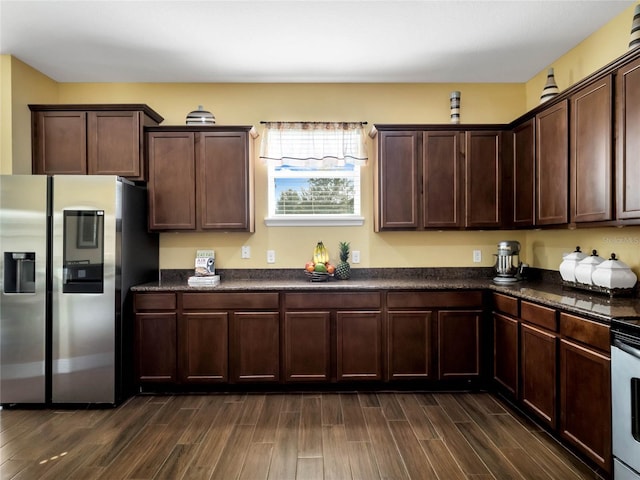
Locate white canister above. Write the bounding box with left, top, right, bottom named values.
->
left=559, top=246, right=587, bottom=282
left=592, top=253, right=638, bottom=289
left=574, top=250, right=604, bottom=285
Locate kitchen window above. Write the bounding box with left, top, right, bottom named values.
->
left=261, top=122, right=367, bottom=226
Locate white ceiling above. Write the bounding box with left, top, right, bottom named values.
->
left=0, top=0, right=635, bottom=83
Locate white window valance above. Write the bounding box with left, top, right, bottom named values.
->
left=259, top=121, right=368, bottom=168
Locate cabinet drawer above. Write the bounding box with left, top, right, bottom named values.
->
left=183, top=292, right=279, bottom=310
left=285, top=292, right=381, bottom=310
left=493, top=293, right=519, bottom=316
left=135, top=293, right=176, bottom=311
left=520, top=301, right=557, bottom=331
left=387, top=291, right=482, bottom=309
left=560, top=313, right=610, bottom=353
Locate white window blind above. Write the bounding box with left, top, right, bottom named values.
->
left=261, top=122, right=367, bottom=226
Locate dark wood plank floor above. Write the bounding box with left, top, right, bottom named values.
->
left=0, top=392, right=603, bottom=480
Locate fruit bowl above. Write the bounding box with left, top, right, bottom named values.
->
left=304, top=270, right=332, bottom=282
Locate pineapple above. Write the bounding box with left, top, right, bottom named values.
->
left=335, top=241, right=351, bottom=280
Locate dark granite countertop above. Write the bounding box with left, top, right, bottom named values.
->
left=131, top=268, right=640, bottom=323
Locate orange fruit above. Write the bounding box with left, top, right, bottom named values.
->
left=305, top=262, right=315, bottom=272
left=326, top=264, right=336, bottom=274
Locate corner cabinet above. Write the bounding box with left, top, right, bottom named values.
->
left=374, top=125, right=503, bottom=230
left=146, top=126, right=255, bottom=232
left=29, top=104, right=163, bottom=180
left=535, top=100, right=569, bottom=226
left=507, top=118, right=535, bottom=228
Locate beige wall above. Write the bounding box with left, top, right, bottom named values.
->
left=4, top=4, right=640, bottom=276
left=1, top=57, right=58, bottom=174
left=1, top=55, right=12, bottom=173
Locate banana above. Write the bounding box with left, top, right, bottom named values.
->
left=313, top=241, right=329, bottom=264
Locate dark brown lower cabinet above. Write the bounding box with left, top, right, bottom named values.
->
left=283, top=312, right=331, bottom=382
left=493, top=312, right=519, bottom=397
left=232, top=312, right=280, bottom=382
left=521, top=322, right=557, bottom=429
left=560, top=338, right=611, bottom=472
left=387, top=311, right=433, bottom=380
left=134, top=293, right=177, bottom=383
left=336, top=311, right=383, bottom=381
left=136, top=312, right=177, bottom=383
left=179, top=312, right=228, bottom=383
left=437, top=310, right=482, bottom=379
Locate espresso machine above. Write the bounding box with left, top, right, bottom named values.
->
left=493, top=240, right=523, bottom=284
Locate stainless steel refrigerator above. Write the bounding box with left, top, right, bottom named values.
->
left=1, top=175, right=158, bottom=406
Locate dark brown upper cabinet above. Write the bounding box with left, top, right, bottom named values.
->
left=423, top=131, right=463, bottom=228
left=29, top=104, right=163, bottom=180
left=375, top=126, right=501, bottom=231
left=146, top=126, right=255, bottom=232
left=465, top=130, right=502, bottom=228
left=535, top=100, right=569, bottom=226
left=376, top=130, right=421, bottom=230
left=509, top=118, right=535, bottom=228
left=616, top=56, right=640, bottom=221
left=570, top=76, right=613, bottom=223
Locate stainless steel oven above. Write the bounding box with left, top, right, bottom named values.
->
left=612, top=318, right=640, bottom=480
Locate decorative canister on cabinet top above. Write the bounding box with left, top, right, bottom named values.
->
left=629, top=3, right=640, bottom=50
left=450, top=91, right=461, bottom=124
left=186, top=105, right=215, bottom=125
left=540, top=68, right=559, bottom=104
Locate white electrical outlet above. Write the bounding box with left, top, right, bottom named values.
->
left=473, top=250, right=482, bottom=263
left=241, top=246, right=251, bottom=259
left=267, top=250, right=276, bottom=264
left=352, top=250, right=361, bottom=264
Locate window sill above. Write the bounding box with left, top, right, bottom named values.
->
left=264, top=215, right=365, bottom=227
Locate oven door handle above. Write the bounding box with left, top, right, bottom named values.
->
left=614, top=338, right=640, bottom=359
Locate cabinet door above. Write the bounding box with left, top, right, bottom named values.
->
left=493, top=312, right=519, bottom=397
left=135, top=312, right=177, bottom=383
left=437, top=310, right=482, bottom=379
left=32, top=111, right=87, bottom=175
left=616, top=57, right=640, bottom=220
left=284, top=312, right=331, bottom=382
left=422, top=131, right=462, bottom=228
left=536, top=100, right=569, bottom=225
left=336, top=311, right=382, bottom=381
left=465, top=131, right=501, bottom=228
left=147, top=131, right=196, bottom=230
left=520, top=323, right=557, bottom=428
left=179, top=312, right=228, bottom=383
left=231, top=312, right=280, bottom=382
left=377, top=131, right=420, bottom=229
left=570, top=76, right=613, bottom=223
left=511, top=119, right=535, bottom=227
left=560, top=339, right=611, bottom=473
left=387, top=311, right=433, bottom=380
left=88, top=111, right=143, bottom=179
left=198, top=131, right=252, bottom=231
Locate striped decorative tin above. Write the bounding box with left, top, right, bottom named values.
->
left=539, top=68, right=559, bottom=104
left=629, top=3, right=640, bottom=50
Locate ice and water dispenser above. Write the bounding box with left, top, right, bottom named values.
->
left=3, top=252, right=36, bottom=294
